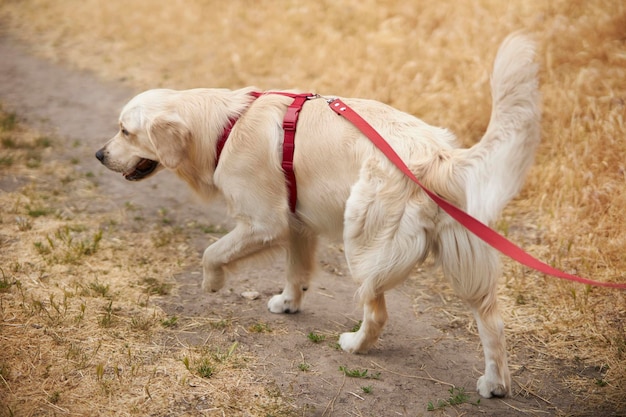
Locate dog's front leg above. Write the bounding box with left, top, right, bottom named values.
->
left=267, top=225, right=318, bottom=314
left=201, top=222, right=286, bottom=292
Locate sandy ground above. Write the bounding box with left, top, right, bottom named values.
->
left=0, top=35, right=618, bottom=416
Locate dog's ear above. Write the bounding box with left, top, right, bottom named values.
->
left=147, top=114, right=191, bottom=170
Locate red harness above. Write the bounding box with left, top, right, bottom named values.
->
left=215, top=91, right=313, bottom=213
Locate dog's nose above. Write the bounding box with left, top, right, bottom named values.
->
left=95, top=149, right=105, bottom=162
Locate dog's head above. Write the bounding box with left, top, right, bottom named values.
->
left=95, top=89, right=191, bottom=181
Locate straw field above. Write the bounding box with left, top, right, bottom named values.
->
left=0, top=0, right=625, bottom=415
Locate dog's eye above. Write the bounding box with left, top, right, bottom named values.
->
left=121, top=128, right=129, bottom=136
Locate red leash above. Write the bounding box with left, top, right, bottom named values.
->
left=328, top=98, right=626, bottom=290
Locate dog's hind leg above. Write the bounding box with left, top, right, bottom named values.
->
left=339, top=215, right=427, bottom=353
left=339, top=292, right=388, bottom=353
left=339, top=164, right=432, bottom=353
left=472, top=296, right=510, bottom=398
left=268, top=222, right=318, bottom=313
left=436, top=223, right=510, bottom=398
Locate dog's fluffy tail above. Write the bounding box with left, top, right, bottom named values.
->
left=458, top=33, right=541, bottom=224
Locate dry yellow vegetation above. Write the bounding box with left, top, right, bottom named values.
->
left=0, top=108, right=292, bottom=415
left=0, top=0, right=625, bottom=415
left=1, top=0, right=624, bottom=277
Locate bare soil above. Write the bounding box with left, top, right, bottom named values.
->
left=0, top=35, right=621, bottom=417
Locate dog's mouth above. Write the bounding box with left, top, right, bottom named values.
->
left=123, top=158, right=159, bottom=181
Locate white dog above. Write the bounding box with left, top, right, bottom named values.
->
left=96, top=33, right=540, bottom=398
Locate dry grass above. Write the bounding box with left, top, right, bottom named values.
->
left=0, top=110, right=293, bottom=416
left=0, top=0, right=625, bottom=415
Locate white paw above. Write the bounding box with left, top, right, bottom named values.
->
left=477, top=375, right=508, bottom=398
left=267, top=294, right=300, bottom=314
left=201, top=270, right=224, bottom=293
left=339, top=331, right=367, bottom=354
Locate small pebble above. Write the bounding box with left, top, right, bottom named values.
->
left=241, top=291, right=260, bottom=300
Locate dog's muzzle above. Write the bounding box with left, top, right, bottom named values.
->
left=95, top=149, right=159, bottom=181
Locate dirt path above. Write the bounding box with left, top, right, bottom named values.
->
left=0, top=35, right=582, bottom=416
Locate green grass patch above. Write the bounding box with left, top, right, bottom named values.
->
left=130, top=314, right=156, bottom=332
left=339, top=366, right=380, bottom=380
left=99, top=301, right=114, bottom=328
left=34, top=136, right=52, bottom=148
left=0, top=269, right=16, bottom=293
left=0, top=155, right=14, bottom=167
left=161, top=316, right=178, bottom=328
left=248, top=322, right=271, bottom=333
left=427, top=387, right=479, bottom=411
left=196, top=359, right=214, bottom=378
left=34, top=227, right=103, bottom=264
left=1, top=136, right=17, bottom=148
left=0, top=111, right=18, bottom=132
left=88, top=280, right=110, bottom=297
left=141, top=277, right=172, bottom=296
left=307, top=332, right=326, bottom=343
left=27, top=205, right=53, bottom=217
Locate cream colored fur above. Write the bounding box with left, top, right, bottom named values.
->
left=96, top=33, right=540, bottom=398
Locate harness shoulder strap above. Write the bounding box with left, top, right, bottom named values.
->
left=256, top=91, right=312, bottom=213
left=215, top=91, right=310, bottom=214
left=282, top=95, right=309, bottom=212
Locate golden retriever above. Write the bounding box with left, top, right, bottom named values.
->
left=96, top=33, right=540, bottom=398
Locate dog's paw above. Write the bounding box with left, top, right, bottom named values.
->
left=201, top=270, right=224, bottom=293
left=476, top=375, right=508, bottom=398
left=267, top=294, right=300, bottom=314
left=339, top=331, right=368, bottom=354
